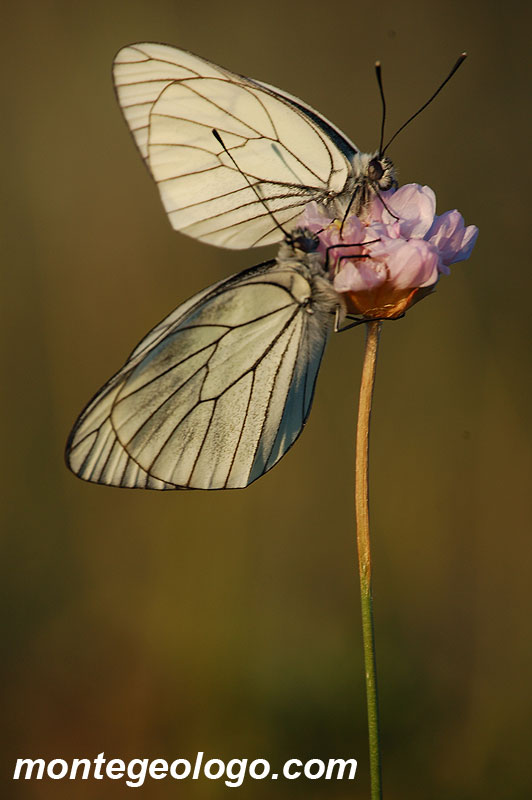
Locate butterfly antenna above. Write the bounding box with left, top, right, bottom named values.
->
left=212, top=129, right=289, bottom=239
left=375, top=61, right=387, bottom=157
left=382, top=53, right=467, bottom=155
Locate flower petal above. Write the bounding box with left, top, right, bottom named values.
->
left=371, top=238, right=439, bottom=290
left=297, top=201, right=333, bottom=232
left=428, top=209, right=479, bottom=266
left=333, top=259, right=387, bottom=293
left=374, top=183, right=436, bottom=238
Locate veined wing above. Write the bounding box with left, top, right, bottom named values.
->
left=113, top=43, right=357, bottom=249
left=66, top=256, right=340, bottom=490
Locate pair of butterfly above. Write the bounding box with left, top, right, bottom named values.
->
left=66, top=42, right=457, bottom=491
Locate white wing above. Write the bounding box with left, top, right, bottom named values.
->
left=66, top=257, right=339, bottom=490
left=113, top=43, right=357, bottom=249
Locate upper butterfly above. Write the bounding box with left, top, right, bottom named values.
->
left=113, top=42, right=396, bottom=249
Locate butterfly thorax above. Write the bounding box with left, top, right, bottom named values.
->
left=340, top=152, right=397, bottom=219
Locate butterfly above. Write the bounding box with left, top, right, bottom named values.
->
left=66, top=43, right=462, bottom=489
left=66, top=232, right=341, bottom=489
left=110, top=42, right=396, bottom=249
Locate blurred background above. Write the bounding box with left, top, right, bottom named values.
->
left=2, top=0, right=531, bottom=797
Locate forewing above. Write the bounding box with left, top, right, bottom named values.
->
left=66, top=261, right=332, bottom=489
left=113, top=43, right=355, bottom=249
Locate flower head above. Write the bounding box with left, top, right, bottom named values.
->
left=299, top=184, right=478, bottom=319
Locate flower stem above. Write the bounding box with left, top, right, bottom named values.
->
left=355, top=320, right=383, bottom=799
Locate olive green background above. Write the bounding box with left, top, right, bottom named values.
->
left=2, top=0, right=531, bottom=798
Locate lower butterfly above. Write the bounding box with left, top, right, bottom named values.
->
left=66, top=232, right=343, bottom=489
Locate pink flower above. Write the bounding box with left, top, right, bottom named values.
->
left=298, top=185, right=478, bottom=319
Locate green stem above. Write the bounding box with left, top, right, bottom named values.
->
left=355, top=320, right=383, bottom=799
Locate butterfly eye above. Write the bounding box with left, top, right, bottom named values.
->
left=368, top=158, right=384, bottom=182
left=289, top=227, right=320, bottom=253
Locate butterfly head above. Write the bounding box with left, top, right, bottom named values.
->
left=353, top=152, right=397, bottom=193
left=341, top=152, right=397, bottom=218
left=286, top=227, right=320, bottom=255
left=278, top=227, right=331, bottom=282
left=367, top=154, right=396, bottom=192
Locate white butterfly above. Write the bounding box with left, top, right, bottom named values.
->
left=66, top=234, right=342, bottom=489
left=111, top=42, right=396, bottom=249
left=65, top=44, right=407, bottom=490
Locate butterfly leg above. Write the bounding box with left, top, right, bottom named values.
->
left=334, top=310, right=406, bottom=333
